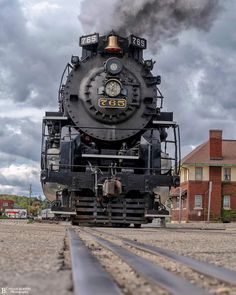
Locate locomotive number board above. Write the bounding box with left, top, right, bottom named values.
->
left=129, top=34, right=147, bottom=49
left=98, top=98, right=127, bottom=108
left=80, top=33, right=99, bottom=47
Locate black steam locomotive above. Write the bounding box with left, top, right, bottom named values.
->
left=40, top=32, right=180, bottom=226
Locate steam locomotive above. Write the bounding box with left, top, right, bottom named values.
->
left=40, top=32, right=180, bottom=226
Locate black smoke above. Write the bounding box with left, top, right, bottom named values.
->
left=113, top=0, right=221, bottom=49
left=79, top=0, right=221, bottom=52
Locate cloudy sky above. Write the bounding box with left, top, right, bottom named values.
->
left=0, top=0, right=235, bottom=197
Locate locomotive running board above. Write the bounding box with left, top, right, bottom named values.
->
left=145, top=214, right=170, bottom=218
left=82, top=154, right=139, bottom=159
left=152, top=120, right=177, bottom=126
left=52, top=211, right=76, bottom=215
left=43, top=116, right=68, bottom=120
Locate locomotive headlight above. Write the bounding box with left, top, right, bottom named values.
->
left=105, top=57, right=123, bottom=75
left=105, top=79, right=121, bottom=97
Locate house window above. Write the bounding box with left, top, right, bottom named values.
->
left=223, top=195, right=231, bottom=209
left=175, top=197, right=179, bottom=209
left=176, top=196, right=186, bottom=209
left=3, top=202, right=9, bottom=207
left=195, top=167, right=203, bottom=181
left=194, top=195, right=202, bottom=209
left=223, top=168, right=231, bottom=181
left=183, top=168, right=188, bottom=182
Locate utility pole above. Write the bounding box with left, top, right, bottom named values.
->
left=28, top=184, right=32, bottom=214
left=29, top=184, right=32, bottom=198
left=178, top=187, right=182, bottom=224
left=207, top=181, right=212, bottom=223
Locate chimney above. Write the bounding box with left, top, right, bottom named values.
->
left=209, top=130, right=222, bottom=160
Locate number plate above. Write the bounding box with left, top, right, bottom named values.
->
left=80, top=33, right=99, bottom=47
left=98, top=98, right=127, bottom=109
left=129, top=34, right=147, bottom=49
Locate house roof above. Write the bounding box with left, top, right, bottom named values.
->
left=182, top=140, right=236, bottom=166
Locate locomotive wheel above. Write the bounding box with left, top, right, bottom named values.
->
left=134, top=224, right=141, bottom=228
left=123, top=223, right=130, bottom=228
left=71, top=217, right=80, bottom=226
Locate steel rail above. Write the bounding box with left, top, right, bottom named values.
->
left=132, top=228, right=228, bottom=234
left=162, top=228, right=236, bottom=236
left=67, top=228, right=122, bottom=295
left=82, top=229, right=209, bottom=295
left=122, top=238, right=236, bottom=286
left=92, top=228, right=236, bottom=286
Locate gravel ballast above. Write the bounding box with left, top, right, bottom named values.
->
left=1, top=220, right=236, bottom=295
left=0, top=220, right=72, bottom=295
left=76, top=223, right=236, bottom=295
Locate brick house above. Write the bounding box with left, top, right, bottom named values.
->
left=0, top=199, right=14, bottom=214
left=171, top=130, right=236, bottom=222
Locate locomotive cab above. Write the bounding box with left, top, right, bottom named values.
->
left=41, top=32, right=180, bottom=226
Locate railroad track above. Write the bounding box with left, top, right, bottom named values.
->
left=133, top=227, right=236, bottom=236
left=68, top=228, right=122, bottom=295
left=67, top=227, right=236, bottom=295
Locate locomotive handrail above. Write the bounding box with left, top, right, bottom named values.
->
left=81, top=154, right=140, bottom=160
left=177, top=124, right=181, bottom=175
left=46, top=163, right=174, bottom=172
left=58, top=63, right=73, bottom=111
left=156, top=87, right=164, bottom=108
left=62, top=125, right=177, bottom=131
left=41, top=152, right=176, bottom=162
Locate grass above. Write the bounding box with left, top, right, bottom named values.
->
left=27, top=218, right=34, bottom=224
left=0, top=215, right=9, bottom=219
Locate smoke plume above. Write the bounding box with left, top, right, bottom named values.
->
left=79, top=0, right=221, bottom=50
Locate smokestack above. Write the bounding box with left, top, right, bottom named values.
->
left=209, top=130, right=222, bottom=160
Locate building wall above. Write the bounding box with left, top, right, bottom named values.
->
left=186, top=167, right=222, bottom=221
left=180, top=168, right=188, bottom=183
left=171, top=194, right=188, bottom=222
left=0, top=200, right=14, bottom=212
left=187, top=181, right=209, bottom=221
left=185, top=166, right=209, bottom=181
left=209, top=166, right=222, bottom=219
left=222, top=182, right=236, bottom=211
left=5, top=209, right=27, bottom=219
left=231, top=168, right=236, bottom=181
left=222, top=167, right=236, bottom=181
left=173, top=130, right=236, bottom=222
left=170, top=181, right=189, bottom=222
left=171, top=179, right=236, bottom=222
left=182, top=165, right=236, bottom=182
left=171, top=207, right=188, bottom=222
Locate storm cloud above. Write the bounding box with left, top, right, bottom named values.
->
left=0, top=0, right=80, bottom=107
left=0, top=0, right=81, bottom=195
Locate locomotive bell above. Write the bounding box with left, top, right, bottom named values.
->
left=105, top=35, right=122, bottom=53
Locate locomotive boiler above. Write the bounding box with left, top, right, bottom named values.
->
left=40, top=32, right=180, bottom=226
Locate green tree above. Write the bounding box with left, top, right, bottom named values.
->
left=0, top=194, right=48, bottom=215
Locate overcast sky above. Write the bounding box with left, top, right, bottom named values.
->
left=0, top=0, right=235, bottom=197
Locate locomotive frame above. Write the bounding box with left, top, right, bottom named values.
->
left=40, top=32, right=180, bottom=226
